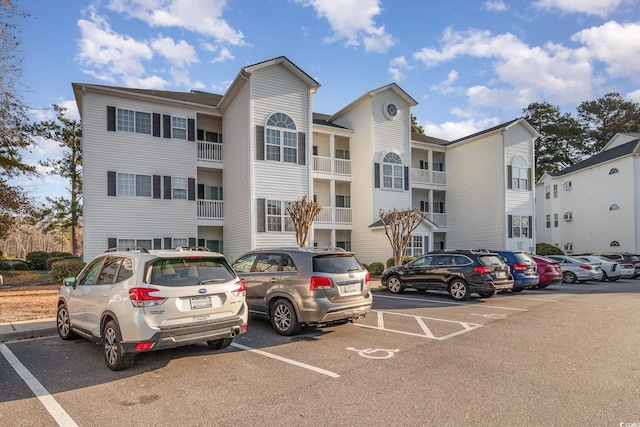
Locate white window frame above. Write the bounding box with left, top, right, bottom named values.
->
left=266, top=199, right=294, bottom=232
left=172, top=177, right=188, bottom=200
left=563, top=211, right=573, bottom=221
left=511, top=215, right=529, bottom=238
left=265, top=113, right=297, bottom=164
left=511, top=156, right=528, bottom=190
left=172, top=117, right=187, bottom=140
left=382, top=152, right=403, bottom=190
left=117, top=108, right=151, bottom=134
left=563, top=181, right=572, bottom=190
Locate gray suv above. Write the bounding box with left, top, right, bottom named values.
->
left=232, top=247, right=372, bottom=335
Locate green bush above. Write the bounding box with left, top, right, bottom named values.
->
left=536, top=243, right=564, bottom=256
left=0, top=261, right=10, bottom=271
left=51, top=259, right=86, bottom=283
left=367, top=262, right=385, bottom=276
left=10, top=262, right=29, bottom=271
left=26, top=251, right=50, bottom=270
left=386, top=256, right=415, bottom=268
left=47, top=255, right=80, bottom=269
left=49, top=251, right=74, bottom=259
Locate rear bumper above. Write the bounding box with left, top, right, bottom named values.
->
left=539, top=276, right=562, bottom=286
left=298, top=293, right=373, bottom=325
left=512, top=275, right=540, bottom=290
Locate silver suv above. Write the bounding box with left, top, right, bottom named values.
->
left=232, top=247, right=372, bottom=335
left=57, top=247, right=247, bottom=370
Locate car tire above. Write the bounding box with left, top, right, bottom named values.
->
left=103, top=320, right=135, bottom=371
left=537, top=283, right=549, bottom=288
left=270, top=299, right=302, bottom=336
left=511, top=288, right=524, bottom=293
left=448, top=279, right=470, bottom=301
left=207, top=337, right=233, bottom=350
left=386, top=276, right=405, bottom=294
left=478, top=290, right=496, bottom=298
left=562, top=271, right=577, bottom=284
left=608, top=277, right=619, bottom=282
left=56, top=303, right=78, bottom=340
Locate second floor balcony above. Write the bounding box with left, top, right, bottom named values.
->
left=197, top=141, right=223, bottom=162
left=198, top=199, right=223, bottom=219
left=313, top=156, right=351, bottom=176
left=315, top=207, right=352, bottom=224
left=411, top=168, right=446, bottom=186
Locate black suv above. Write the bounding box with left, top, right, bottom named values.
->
left=380, top=249, right=514, bottom=300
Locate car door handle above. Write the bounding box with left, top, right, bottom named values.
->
left=270, top=278, right=279, bottom=283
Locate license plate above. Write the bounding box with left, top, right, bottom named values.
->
left=496, top=271, right=506, bottom=278
left=191, top=295, right=212, bottom=310
left=343, top=284, right=358, bottom=293
left=193, top=314, right=210, bottom=322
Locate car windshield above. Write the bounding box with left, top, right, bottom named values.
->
left=148, top=257, right=235, bottom=286
left=313, top=254, right=363, bottom=273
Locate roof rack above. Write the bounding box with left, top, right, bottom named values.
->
left=104, top=246, right=149, bottom=253
left=174, top=246, right=211, bottom=252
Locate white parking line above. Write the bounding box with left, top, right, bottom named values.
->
left=0, top=344, right=78, bottom=427
left=375, top=294, right=528, bottom=311
left=231, top=343, right=340, bottom=378
left=507, top=296, right=558, bottom=302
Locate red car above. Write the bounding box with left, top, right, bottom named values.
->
left=531, top=255, right=563, bottom=288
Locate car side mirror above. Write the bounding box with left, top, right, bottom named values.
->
left=63, top=277, right=76, bottom=288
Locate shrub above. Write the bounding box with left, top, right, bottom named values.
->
left=10, top=262, right=29, bottom=271
left=51, top=259, right=86, bottom=283
left=26, top=251, right=50, bottom=270
left=386, top=256, right=415, bottom=268
left=47, top=255, right=79, bottom=269
left=0, top=261, right=10, bottom=271
left=367, top=262, right=385, bottom=276
left=536, top=243, right=564, bottom=256
left=49, top=251, right=74, bottom=259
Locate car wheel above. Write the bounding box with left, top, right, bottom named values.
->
left=270, top=299, right=302, bottom=336
left=563, top=271, right=577, bottom=284
left=386, top=276, right=405, bottom=293
left=56, top=303, right=78, bottom=340
left=511, top=288, right=524, bottom=293
left=448, top=279, right=470, bottom=301
left=537, top=284, right=549, bottom=288
left=608, top=277, right=619, bottom=282
left=478, top=290, right=496, bottom=298
left=207, top=337, right=233, bottom=350
left=103, top=320, right=135, bottom=371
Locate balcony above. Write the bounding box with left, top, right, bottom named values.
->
left=197, top=141, right=222, bottom=162
left=315, top=207, right=352, bottom=224
left=421, top=212, right=447, bottom=227
left=198, top=200, right=223, bottom=219
left=411, top=168, right=446, bottom=185
left=313, top=155, right=351, bottom=176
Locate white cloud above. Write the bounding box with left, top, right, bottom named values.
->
left=151, top=36, right=198, bottom=68
left=388, top=67, right=404, bottom=81
left=211, top=46, right=234, bottom=63
left=484, top=0, right=508, bottom=11
left=107, top=0, right=245, bottom=45
left=430, top=70, right=459, bottom=94
left=627, top=88, right=640, bottom=103
left=296, top=0, right=396, bottom=53
left=423, top=117, right=503, bottom=141
left=533, top=0, right=628, bottom=17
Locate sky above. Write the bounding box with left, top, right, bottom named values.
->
left=12, top=0, right=640, bottom=203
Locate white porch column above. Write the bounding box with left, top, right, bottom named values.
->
left=329, top=134, right=335, bottom=174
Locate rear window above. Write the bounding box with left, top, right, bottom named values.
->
left=313, top=254, right=363, bottom=274
left=148, top=257, right=235, bottom=286
left=628, top=256, right=640, bottom=262
left=513, top=253, right=534, bottom=264
left=477, top=255, right=504, bottom=266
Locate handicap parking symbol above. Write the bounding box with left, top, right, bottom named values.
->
left=347, top=347, right=400, bottom=359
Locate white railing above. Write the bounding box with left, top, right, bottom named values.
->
left=198, top=200, right=223, bottom=219
left=313, top=155, right=332, bottom=173
left=313, top=156, right=352, bottom=176
left=411, top=168, right=446, bottom=185
left=336, top=208, right=352, bottom=224
left=433, top=171, right=446, bottom=185
left=197, top=141, right=222, bottom=162
left=430, top=213, right=447, bottom=227
left=334, top=159, right=351, bottom=175
left=315, top=207, right=352, bottom=224
left=316, top=207, right=333, bottom=223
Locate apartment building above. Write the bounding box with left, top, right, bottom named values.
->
left=535, top=133, right=640, bottom=254
left=73, top=56, right=538, bottom=264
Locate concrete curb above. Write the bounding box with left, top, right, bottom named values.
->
left=0, top=319, right=57, bottom=343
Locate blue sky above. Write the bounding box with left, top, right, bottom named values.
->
left=14, top=0, right=640, bottom=202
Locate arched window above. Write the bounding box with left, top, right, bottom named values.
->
left=382, top=152, right=403, bottom=189
left=609, top=168, right=619, bottom=175
left=610, top=204, right=620, bottom=210
left=610, top=241, right=620, bottom=247
left=265, top=113, right=297, bottom=163
left=510, top=156, right=529, bottom=190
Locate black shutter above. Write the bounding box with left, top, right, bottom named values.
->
left=507, top=165, right=513, bottom=189
left=528, top=216, right=533, bottom=238
left=528, top=168, right=532, bottom=191
left=108, top=238, right=117, bottom=249
left=188, top=178, right=196, bottom=201
left=257, top=198, right=266, bottom=232
left=107, top=106, right=116, bottom=131
left=153, top=175, right=161, bottom=199
left=189, top=237, right=196, bottom=247
left=298, top=132, right=306, bottom=165
left=197, top=184, right=205, bottom=200
left=163, top=115, right=171, bottom=138
left=164, top=237, right=172, bottom=249
left=256, top=126, right=264, bottom=160
left=188, top=118, right=195, bottom=141
left=153, top=238, right=162, bottom=249
left=508, top=215, right=513, bottom=238
left=374, top=163, right=380, bottom=188
left=107, top=171, right=116, bottom=196
left=404, top=166, right=409, bottom=190
left=164, top=176, right=172, bottom=199
left=153, top=113, right=160, bottom=137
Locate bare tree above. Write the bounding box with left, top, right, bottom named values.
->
left=379, top=208, right=427, bottom=266
left=286, top=196, right=321, bottom=248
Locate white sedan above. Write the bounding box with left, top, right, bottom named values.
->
left=575, top=256, right=622, bottom=281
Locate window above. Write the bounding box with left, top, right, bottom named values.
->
left=172, top=177, right=188, bottom=199
left=610, top=241, right=620, bottom=247
left=553, top=184, right=558, bottom=198
left=545, top=185, right=550, bottom=199
left=420, top=200, right=429, bottom=212
left=564, top=242, right=573, bottom=252
left=419, top=160, right=428, bottom=170
left=266, top=113, right=297, bottom=163
left=335, top=149, right=350, bottom=160
left=264, top=200, right=294, bottom=232
left=172, top=117, right=187, bottom=140
left=117, top=109, right=151, bottom=134
left=336, top=241, right=352, bottom=251
left=433, top=202, right=445, bottom=213
left=117, top=239, right=152, bottom=250
left=135, top=175, right=151, bottom=197
left=511, top=215, right=530, bottom=238
left=382, top=152, right=403, bottom=189
left=510, top=156, right=528, bottom=190
left=554, top=213, right=559, bottom=227
left=432, top=162, right=444, bottom=172
left=563, top=212, right=573, bottom=221
left=406, top=235, right=426, bottom=257
left=610, top=204, right=620, bottom=210
left=546, top=214, right=551, bottom=228
left=197, top=130, right=221, bottom=143
left=173, top=238, right=188, bottom=248
left=609, top=168, right=619, bottom=175
left=117, top=173, right=135, bottom=196
left=336, top=195, right=351, bottom=208
left=563, top=181, right=572, bottom=190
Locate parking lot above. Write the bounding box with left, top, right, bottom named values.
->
left=2, top=279, right=640, bottom=426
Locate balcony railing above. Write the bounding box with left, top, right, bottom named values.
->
left=197, top=141, right=222, bottom=162
left=315, top=207, right=352, bottom=224
left=411, top=168, right=446, bottom=185
left=198, top=200, right=223, bottom=219
left=313, top=155, right=351, bottom=176
left=420, top=212, right=447, bottom=227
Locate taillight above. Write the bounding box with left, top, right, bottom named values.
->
left=579, top=265, right=593, bottom=270
left=129, top=287, right=166, bottom=307
left=232, top=279, right=246, bottom=296
left=310, top=276, right=333, bottom=290
left=365, top=271, right=371, bottom=285
left=474, top=266, right=494, bottom=275
left=135, top=342, right=154, bottom=351
left=513, top=263, right=528, bottom=271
